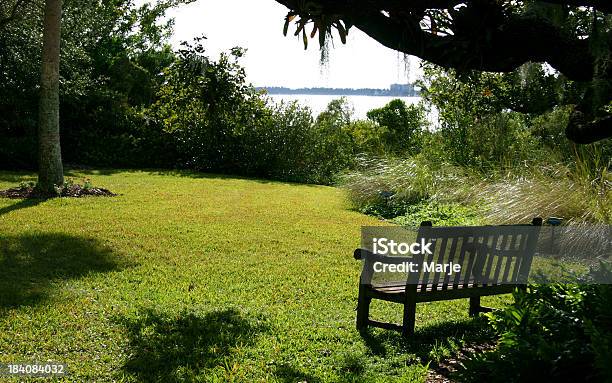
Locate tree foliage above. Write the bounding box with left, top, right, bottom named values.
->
left=152, top=39, right=355, bottom=183
left=276, top=0, right=612, bottom=144
left=418, top=63, right=591, bottom=168
left=366, top=99, right=427, bottom=154
left=0, top=0, right=183, bottom=168
left=459, top=282, right=612, bottom=382
left=0, top=1, right=357, bottom=183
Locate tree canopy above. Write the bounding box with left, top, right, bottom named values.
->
left=275, top=0, right=611, bottom=144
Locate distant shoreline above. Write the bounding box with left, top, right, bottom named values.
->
left=257, top=84, right=420, bottom=97
left=262, top=92, right=421, bottom=97
left=261, top=93, right=427, bottom=120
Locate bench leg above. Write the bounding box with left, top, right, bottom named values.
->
left=402, top=300, right=416, bottom=338
left=356, top=288, right=371, bottom=331
left=469, top=296, right=481, bottom=317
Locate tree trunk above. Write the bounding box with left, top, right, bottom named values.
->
left=37, top=0, right=63, bottom=194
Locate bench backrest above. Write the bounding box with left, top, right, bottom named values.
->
left=411, top=220, right=541, bottom=290
left=357, top=219, right=542, bottom=290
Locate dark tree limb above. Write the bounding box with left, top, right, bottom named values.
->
left=566, top=110, right=612, bottom=144
left=276, top=0, right=599, bottom=82
left=353, top=9, right=597, bottom=81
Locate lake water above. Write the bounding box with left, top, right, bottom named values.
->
left=268, top=94, right=423, bottom=120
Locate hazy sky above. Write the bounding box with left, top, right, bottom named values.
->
left=144, top=0, right=421, bottom=89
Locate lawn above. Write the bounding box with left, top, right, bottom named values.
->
left=0, top=170, right=507, bottom=382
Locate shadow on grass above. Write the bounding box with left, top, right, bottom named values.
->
left=0, top=198, right=47, bottom=217
left=0, top=171, right=43, bottom=218
left=359, top=316, right=494, bottom=361
left=2, top=168, right=325, bottom=187
left=153, top=169, right=324, bottom=187
left=0, top=171, right=36, bottom=184
left=118, top=308, right=269, bottom=382
left=0, top=233, right=124, bottom=308
left=273, top=364, right=322, bottom=383
left=70, top=168, right=323, bottom=187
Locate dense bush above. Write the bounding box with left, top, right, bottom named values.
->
left=344, top=119, right=389, bottom=155
left=392, top=201, right=481, bottom=226
left=0, top=0, right=182, bottom=168
left=458, top=282, right=612, bottom=383
left=0, top=2, right=357, bottom=184
left=418, top=65, right=563, bottom=169
left=231, top=99, right=354, bottom=184
left=340, top=98, right=428, bottom=157
left=152, top=41, right=262, bottom=172
left=151, top=42, right=355, bottom=184
left=365, top=99, right=428, bottom=155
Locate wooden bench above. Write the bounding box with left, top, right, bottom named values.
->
left=354, top=218, right=542, bottom=337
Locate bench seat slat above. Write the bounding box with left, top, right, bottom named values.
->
left=364, top=282, right=516, bottom=303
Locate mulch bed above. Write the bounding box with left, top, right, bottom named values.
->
left=426, top=342, right=496, bottom=383
left=0, top=184, right=116, bottom=199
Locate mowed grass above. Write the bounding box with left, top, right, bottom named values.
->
left=0, top=170, right=507, bottom=382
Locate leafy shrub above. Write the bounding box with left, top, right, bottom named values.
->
left=315, top=97, right=353, bottom=127
left=153, top=43, right=356, bottom=184
left=458, top=282, right=612, bottom=383
left=393, top=201, right=482, bottom=226
left=152, top=40, right=258, bottom=172
left=242, top=100, right=355, bottom=184
left=344, top=119, right=389, bottom=155
left=235, top=101, right=313, bottom=180
left=418, top=64, right=579, bottom=170
left=530, top=105, right=574, bottom=157
left=365, top=99, right=428, bottom=155
left=421, top=109, right=545, bottom=170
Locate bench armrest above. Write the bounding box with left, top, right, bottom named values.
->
left=354, top=248, right=366, bottom=260
left=354, top=248, right=419, bottom=285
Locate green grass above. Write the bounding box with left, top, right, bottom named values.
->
left=0, top=170, right=508, bottom=382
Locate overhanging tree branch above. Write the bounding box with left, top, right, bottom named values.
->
left=277, top=0, right=599, bottom=82
left=275, top=0, right=611, bottom=143
left=567, top=111, right=612, bottom=144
